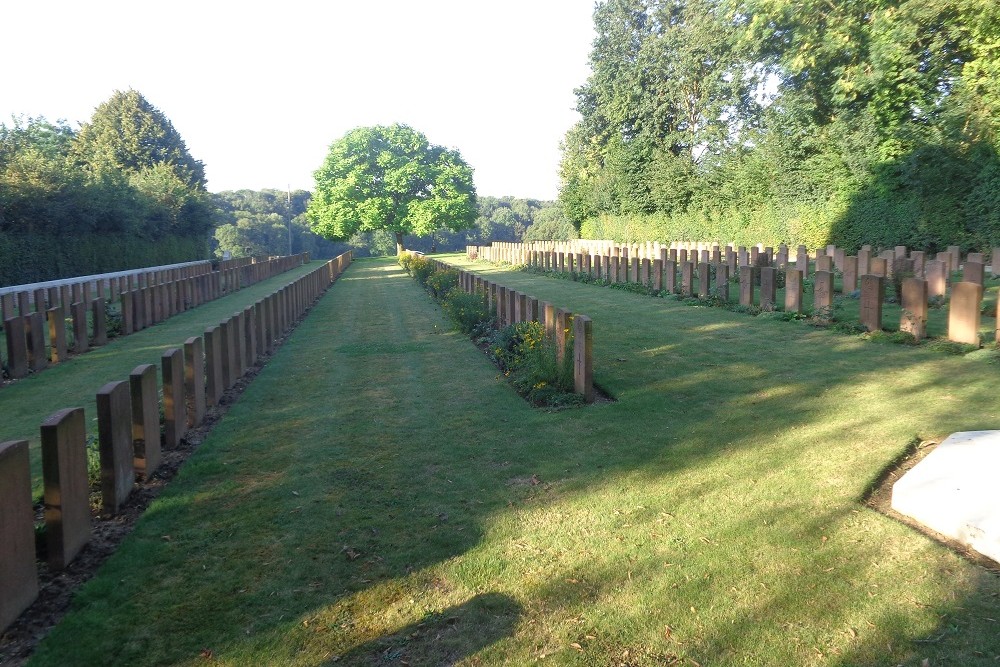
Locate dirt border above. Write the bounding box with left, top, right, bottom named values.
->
left=0, top=284, right=332, bottom=666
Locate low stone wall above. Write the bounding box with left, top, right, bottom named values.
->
left=0, top=251, right=351, bottom=634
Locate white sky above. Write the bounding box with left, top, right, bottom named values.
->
left=2, top=1, right=596, bottom=200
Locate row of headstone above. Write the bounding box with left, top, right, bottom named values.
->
left=1, top=254, right=312, bottom=384
left=429, top=259, right=594, bottom=403
left=474, top=242, right=994, bottom=346
left=0, top=251, right=351, bottom=635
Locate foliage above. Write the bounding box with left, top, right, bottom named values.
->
left=441, top=289, right=494, bottom=335
left=563, top=0, right=1000, bottom=252
left=0, top=90, right=215, bottom=283
left=425, top=267, right=459, bottom=299
left=308, top=124, right=477, bottom=254
left=212, top=189, right=348, bottom=259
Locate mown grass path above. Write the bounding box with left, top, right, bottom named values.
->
left=29, top=256, right=1000, bottom=666
left=0, top=261, right=321, bottom=495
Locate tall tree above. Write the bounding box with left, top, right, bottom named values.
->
left=308, top=124, right=477, bottom=254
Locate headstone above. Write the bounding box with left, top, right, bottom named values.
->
left=842, top=256, right=859, bottom=293
left=162, top=348, right=186, bottom=448
left=681, top=262, right=694, bottom=297
left=120, top=291, right=134, bottom=336
left=573, top=315, right=593, bottom=403
left=220, top=318, right=235, bottom=390
left=554, top=309, right=571, bottom=366
left=834, top=248, right=845, bottom=272
left=813, top=271, right=834, bottom=318
left=0, top=440, right=38, bottom=632
left=184, top=337, right=206, bottom=428
left=652, top=259, right=663, bottom=291
left=26, top=311, right=47, bottom=372
left=698, top=262, right=710, bottom=298
left=47, top=306, right=67, bottom=364
left=129, top=364, right=161, bottom=477
left=816, top=255, right=832, bottom=273
left=91, top=298, right=107, bottom=346
left=96, top=380, right=134, bottom=515
left=785, top=269, right=803, bottom=314
left=925, top=260, right=947, bottom=297
left=895, top=245, right=908, bottom=260
left=992, top=248, right=1000, bottom=277
left=796, top=246, right=809, bottom=276
left=664, top=260, right=677, bottom=293
left=870, top=257, right=887, bottom=277
left=910, top=250, right=926, bottom=277
left=204, top=326, right=224, bottom=407
left=41, top=407, right=91, bottom=569
left=4, top=317, right=29, bottom=379
left=739, top=266, right=754, bottom=306
left=900, top=278, right=928, bottom=340
left=967, top=252, right=985, bottom=265
left=948, top=282, right=983, bottom=346
left=759, top=267, right=776, bottom=310
left=860, top=275, right=885, bottom=332
left=947, top=245, right=961, bottom=272
left=243, top=306, right=257, bottom=367
left=715, top=264, right=730, bottom=301
left=640, top=258, right=650, bottom=286
left=609, top=257, right=619, bottom=284
left=963, top=261, right=985, bottom=286
left=71, top=301, right=88, bottom=353
left=857, top=248, right=871, bottom=276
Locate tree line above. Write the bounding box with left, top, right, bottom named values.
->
left=560, top=0, right=1000, bottom=252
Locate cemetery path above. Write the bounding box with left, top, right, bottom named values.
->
left=22, top=257, right=1000, bottom=667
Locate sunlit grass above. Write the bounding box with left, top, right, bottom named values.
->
left=28, top=256, right=1000, bottom=667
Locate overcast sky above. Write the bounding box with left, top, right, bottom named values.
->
left=2, top=0, right=596, bottom=200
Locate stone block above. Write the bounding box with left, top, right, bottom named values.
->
left=97, top=380, right=134, bottom=515
left=784, top=269, right=803, bottom=313
left=816, top=255, right=832, bottom=273
left=204, top=326, right=224, bottom=407
left=41, top=407, right=91, bottom=569
left=715, top=264, right=730, bottom=301
left=860, top=275, right=885, bottom=332
left=963, top=261, right=985, bottom=286
left=640, top=258, right=650, bottom=286
left=47, top=306, right=67, bottom=364
left=759, top=267, right=776, bottom=310
left=870, top=257, right=887, bottom=277
left=184, top=337, right=206, bottom=428
left=926, top=260, right=947, bottom=297
left=129, top=364, right=161, bottom=476
left=681, top=262, right=694, bottom=297
left=948, top=282, right=983, bottom=346
left=857, top=249, right=871, bottom=276
left=698, top=262, right=710, bottom=298
left=4, top=317, right=29, bottom=379
left=220, top=318, right=235, bottom=390
left=842, top=256, right=858, bottom=293
left=26, top=311, right=47, bottom=372
left=665, top=260, right=677, bottom=293
left=739, top=266, right=754, bottom=306
left=900, top=277, right=928, bottom=340
left=813, top=271, right=834, bottom=317
left=652, top=259, right=663, bottom=291
left=120, top=291, right=134, bottom=336
left=162, top=348, right=186, bottom=448
left=91, top=298, right=107, bottom=346
left=555, top=309, right=571, bottom=367
left=573, top=315, right=593, bottom=403
left=17, top=291, right=30, bottom=317
left=0, top=440, right=38, bottom=634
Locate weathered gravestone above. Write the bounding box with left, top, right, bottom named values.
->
left=759, top=267, right=777, bottom=310
left=573, top=315, right=594, bottom=403
left=0, top=439, right=38, bottom=634
left=813, top=271, right=834, bottom=318
left=739, top=266, right=755, bottom=306
left=842, top=256, right=859, bottom=294
left=925, top=260, right=947, bottom=297
left=97, top=380, right=134, bottom=515
left=47, top=306, right=67, bottom=364
left=948, top=282, right=983, bottom=346
left=130, top=364, right=161, bottom=476
left=698, top=262, right=711, bottom=298
left=162, top=348, right=186, bottom=448
left=860, top=275, right=885, bottom=332
left=785, top=269, right=803, bottom=314
left=41, top=407, right=91, bottom=569
left=4, top=317, right=29, bottom=379
left=716, top=264, right=730, bottom=301
left=900, top=277, right=929, bottom=340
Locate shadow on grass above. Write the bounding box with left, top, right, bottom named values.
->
left=325, top=593, right=521, bottom=666
left=25, top=258, right=1000, bottom=667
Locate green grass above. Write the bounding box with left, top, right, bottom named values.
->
left=27, top=255, right=1000, bottom=666
left=0, top=261, right=321, bottom=497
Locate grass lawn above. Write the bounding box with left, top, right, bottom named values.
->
left=28, top=255, right=1000, bottom=666
left=0, top=261, right=321, bottom=497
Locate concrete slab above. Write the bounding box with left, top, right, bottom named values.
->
left=891, top=431, right=1000, bottom=563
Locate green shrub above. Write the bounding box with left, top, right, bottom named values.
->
left=426, top=268, right=459, bottom=299
left=409, top=255, right=434, bottom=286
left=442, top=289, right=493, bottom=335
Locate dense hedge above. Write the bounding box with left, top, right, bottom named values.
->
left=0, top=233, right=209, bottom=286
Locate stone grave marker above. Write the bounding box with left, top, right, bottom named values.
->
left=948, top=282, right=983, bottom=346
left=900, top=277, right=928, bottom=340
left=739, top=266, right=754, bottom=306
left=785, top=269, right=803, bottom=314
left=41, top=407, right=91, bottom=569
left=162, top=348, right=186, bottom=448
left=4, top=317, right=28, bottom=379
left=47, top=306, right=67, bottom=363
left=97, top=380, right=134, bottom=515
left=860, top=275, right=885, bottom=331
left=813, top=271, right=834, bottom=318
left=760, top=267, right=776, bottom=310
left=129, top=364, right=161, bottom=476
left=0, top=440, right=38, bottom=633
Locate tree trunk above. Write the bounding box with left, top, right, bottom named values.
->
left=395, top=232, right=405, bottom=255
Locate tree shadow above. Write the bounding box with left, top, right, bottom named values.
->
left=326, top=593, right=521, bottom=666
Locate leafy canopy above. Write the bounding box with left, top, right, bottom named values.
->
left=308, top=124, right=477, bottom=250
